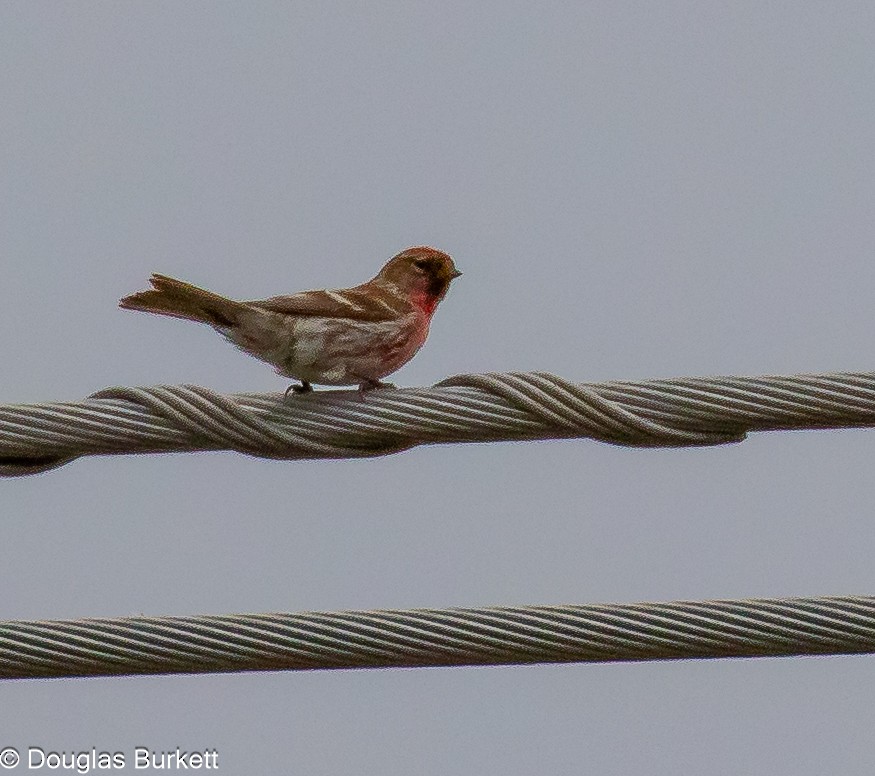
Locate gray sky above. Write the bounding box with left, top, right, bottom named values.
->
left=3, top=2, right=875, bottom=773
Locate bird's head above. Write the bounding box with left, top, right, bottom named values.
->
left=375, top=247, right=462, bottom=310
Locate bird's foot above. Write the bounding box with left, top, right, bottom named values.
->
left=284, top=381, right=313, bottom=399
left=357, top=379, right=396, bottom=400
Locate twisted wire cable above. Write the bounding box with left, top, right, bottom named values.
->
left=2, top=595, right=874, bottom=679
left=4, top=369, right=875, bottom=476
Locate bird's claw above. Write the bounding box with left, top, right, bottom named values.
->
left=284, top=381, right=313, bottom=399
left=357, top=379, right=396, bottom=400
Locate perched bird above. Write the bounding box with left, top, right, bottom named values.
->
left=119, top=246, right=461, bottom=395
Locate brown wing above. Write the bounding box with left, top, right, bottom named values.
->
left=249, top=283, right=409, bottom=322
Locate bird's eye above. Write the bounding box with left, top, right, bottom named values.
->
left=413, top=259, right=429, bottom=271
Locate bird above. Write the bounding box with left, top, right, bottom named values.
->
left=119, top=246, right=462, bottom=396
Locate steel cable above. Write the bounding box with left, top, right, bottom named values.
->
left=1, top=595, right=874, bottom=679
left=4, top=370, right=875, bottom=476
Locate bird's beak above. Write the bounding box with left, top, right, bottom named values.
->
left=451, top=270, right=463, bottom=279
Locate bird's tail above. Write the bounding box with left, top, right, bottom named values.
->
left=119, top=274, right=245, bottom=328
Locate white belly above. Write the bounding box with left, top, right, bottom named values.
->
left=277, top=313, right=429, bottom=385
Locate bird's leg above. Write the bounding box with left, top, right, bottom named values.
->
left=284, top=380, right=313, bottom=398
left=357, top=378, right=396, bottom=400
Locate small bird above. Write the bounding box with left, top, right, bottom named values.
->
left=119, top=246, right=461, bottom=395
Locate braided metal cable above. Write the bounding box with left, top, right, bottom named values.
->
left=4, top=369, right=875, bottom=476
left=2, top=595, right=874, bottom=679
